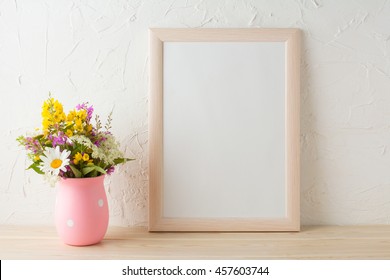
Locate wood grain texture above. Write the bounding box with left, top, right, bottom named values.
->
left=1, top=225, right=390, bottom=259
left=149, top=28, right=301, bottom=231
left=286, top=29, right=301, bottom=231
left=148, top=29, right=164, bottom=231
left=149, top=28, right=300, bottom=42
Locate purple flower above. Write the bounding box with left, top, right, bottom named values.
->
left=49, top=131, right=68, bottom=147
left=24, top=137, right=42, bottom=154
left=107, top=166, right=115, bottom=175
left=76, top=102, right=94, bottom=122
left=94, top=136, right=107, bottom=147
left=75, top=103, right=85, bottom=111
left=86, top=105, right=94, bottom=121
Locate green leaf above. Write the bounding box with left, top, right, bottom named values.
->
left=16, top=135, right=26, bottom=146
left=27, top=162, right=44, bottom=175
left=95, top=166, right=106, bottom=174
left=64, top=123, right=74, bottom=130
left=113, top=158, right=124, bottom=165
left=82, top=165, right=106, bottom=176
left=69, top=165, right=82, bottom=178
left=94, top=165, right=106, bottom=174
left=82, top=166, right=95, bottom=176
left=91, top=170, right=98, bottom=177
left=34, top=134, right=44, bottom=140
left=113, top=157, right=135, bottom=165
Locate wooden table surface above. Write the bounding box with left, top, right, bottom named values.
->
left=1, top=225, right=390, bottom=259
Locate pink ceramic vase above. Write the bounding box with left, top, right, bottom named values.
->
left=55, top=175, right=109, bottom=246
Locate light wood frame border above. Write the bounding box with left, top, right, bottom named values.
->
left=149, top=28, right=300, bottom=232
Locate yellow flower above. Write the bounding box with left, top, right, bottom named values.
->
left=67, top=110, right=76, bottom=122
left=53, top=101, right=63, bottom=114
left=73, top=152, right=83, bottom=164
left=86, top=124, right=92, bottom=133
left=73, top=118, right=83, bottom=132
left=42, top=103, right=49, bottom=111
left=74, top=152, right=82, bottom=161
left=76, top=109, right=87, bottom=121
left=53, top=112, right=62, bottom=123
left=34, top=155, right=40, bottom=161
left=75, top=119, right=82, bottom=127
left=65, top=129, right=73, bottom=137
left=41, top=109, right=50, bottom=118
left=42, top=99, right=52, bottom=112
left=41, top=97, right=66, bottom=130
left=42, top=119, right=51, bottom=131
left=83, top=153, right=89, bottom=161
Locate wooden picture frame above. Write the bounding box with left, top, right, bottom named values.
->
left=149, top=28, right=300, bottom=231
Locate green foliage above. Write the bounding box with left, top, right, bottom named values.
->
left=82, top=165, right=106, bottom=176
left=27, top=162, right=44, bottom=175
left=69, top=165, right=82, bottom=178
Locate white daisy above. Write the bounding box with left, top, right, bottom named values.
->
left=40, top=146, right=71, bottom=176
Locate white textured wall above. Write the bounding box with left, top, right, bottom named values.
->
left=1, top=0, right=390, bottom=226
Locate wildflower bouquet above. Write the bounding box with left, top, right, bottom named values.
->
left=17, top=96, right=133, bottom=183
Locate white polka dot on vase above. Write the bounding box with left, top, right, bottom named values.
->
left=67, top=219, right=74, bottom=227
left=98, top=199, right=104, bottom=207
